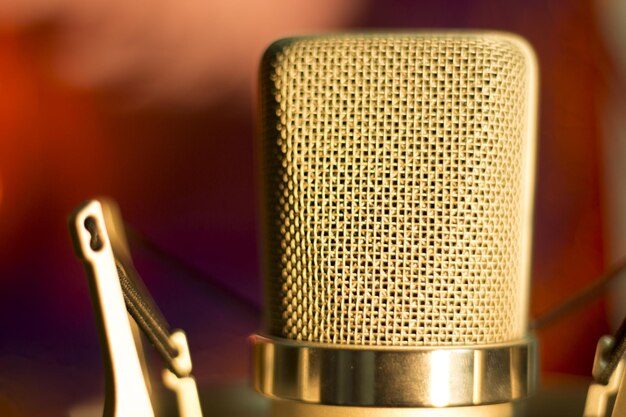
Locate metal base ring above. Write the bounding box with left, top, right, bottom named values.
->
left=251, top=334, right=537, bottom=408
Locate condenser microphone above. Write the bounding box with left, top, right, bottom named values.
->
left=251, top=32, right=538, bottom=417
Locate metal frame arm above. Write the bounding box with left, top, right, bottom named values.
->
left=69, top=198, right=203, bottom=417
left=70, top=199, right=154, bottom=417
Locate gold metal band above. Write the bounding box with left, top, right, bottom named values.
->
left=251, top=334, right=537, bottom=408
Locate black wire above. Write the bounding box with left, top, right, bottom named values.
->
left=111, top=224, right=262, bottom=379
left=532, top=256, right=626, bottom=330
left=116, top=261, right=183, bottom=377
left=124, top=224, right=262, bottom=315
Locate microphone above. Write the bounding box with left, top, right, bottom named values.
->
left=251, top=32, right=539, bottom=417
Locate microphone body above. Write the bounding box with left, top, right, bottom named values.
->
left=252, top=32, right=538, bottom=416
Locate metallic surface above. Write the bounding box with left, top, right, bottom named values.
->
left=252, top=335, right=536, bottom=407
left=269, top=401, right=516, bottom=417
left=255, top=32, right=538, bottom=411
left=162, top=330, right=204, bottom=417
left=258, top=32, right=538, bottom=347
left=70, top=199, right=203, bottom=417
left=70, top=200, right=155, bottom=417
left=584, top=336, right=626, bottom=417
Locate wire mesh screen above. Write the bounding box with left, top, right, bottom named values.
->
left=259, top=33, right=536, bottom=346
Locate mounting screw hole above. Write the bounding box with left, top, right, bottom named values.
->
left=84, top=216, right=103, bottom=252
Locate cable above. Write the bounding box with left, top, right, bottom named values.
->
left=116, top=261, right=184, bottom=376
left=124, top=224, right=262, bottom=315
left=533, top=256, right=626, bottom=330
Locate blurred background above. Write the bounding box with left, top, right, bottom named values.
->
left=0, top=0, right=625, bottom=415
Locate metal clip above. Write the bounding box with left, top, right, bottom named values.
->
left=70, top=199, right=154, bottom=417
left=584, top=336, right=626, bottom=417
left=70, top=198, right=203, bottom=417
left=162, top=331, right=203, bottom=417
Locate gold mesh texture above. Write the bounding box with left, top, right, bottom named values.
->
left=259, top=33, right=536, bottom=346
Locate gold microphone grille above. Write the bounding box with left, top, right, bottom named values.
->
left=259, top=33, right=537, bottom=347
